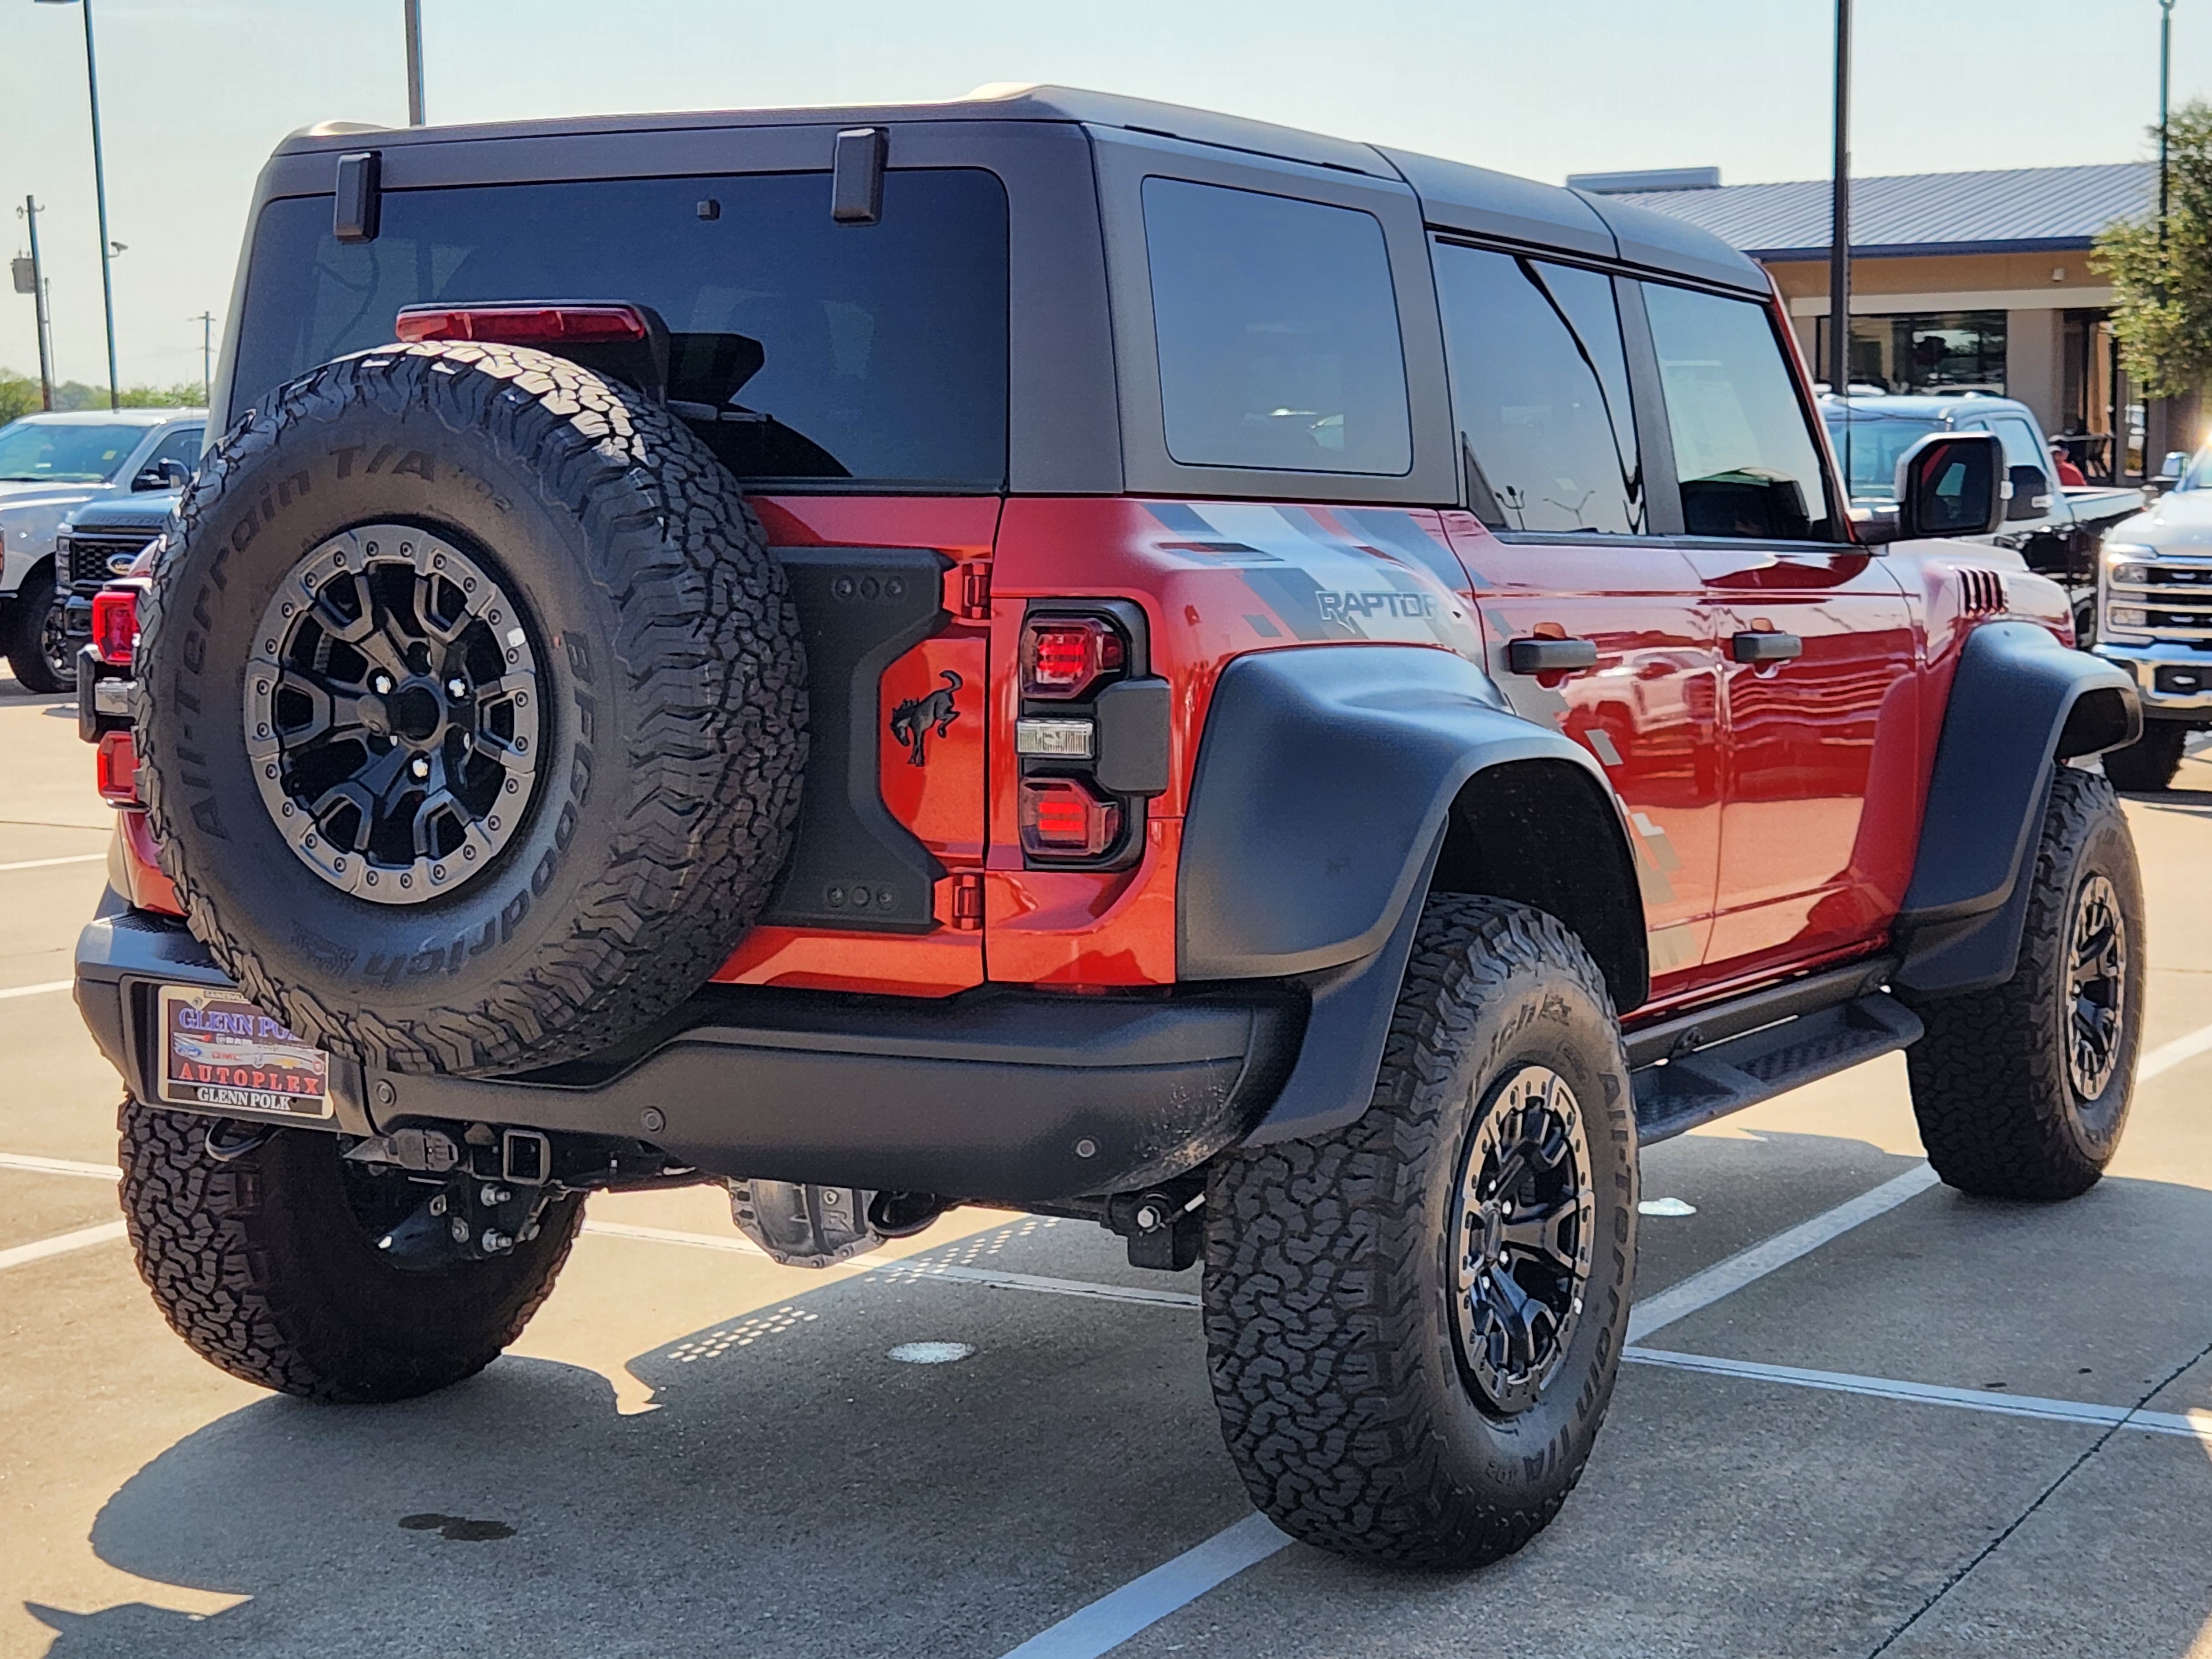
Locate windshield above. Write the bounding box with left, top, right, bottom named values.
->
left=232, top=169, right=1010, bottom=491
left=0, top=420, right=144, bottom=484
left=1822, top=414, right=1943, bottom=501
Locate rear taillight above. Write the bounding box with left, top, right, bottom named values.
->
left=96, top=730, right=140, bottom=805
left=394, top=304, right=649, bottom=346
left=91, top=588, right=138, bottom=669
left=1019, top=777, right=1121, bottom=859
left=1020, top=616, right=1126, bottom=700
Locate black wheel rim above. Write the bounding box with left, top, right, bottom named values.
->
left=1451, top=1065, right=1596, bottom=1416
left=244, top=525, right=541, bottom=904
left=2065, top=872, right=2126, bottom=1101
left=38, top=591, right=71, bottom=683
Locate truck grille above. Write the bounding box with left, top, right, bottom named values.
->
left=67, top=528, right=161, bottom=587
left=2106, top=555, right=2212, bottom=643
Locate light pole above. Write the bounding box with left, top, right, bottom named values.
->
left=193, top=310, right=214, bottom=405
left=404, top=0, right=426, bottom=126
left=34, top=0, right=119, bottom=410
left=14, top=197, right=54, bottom=410
left=2160, top=0, right=2177, bottom=246
left=1827, top=0, right=1853, bottom=396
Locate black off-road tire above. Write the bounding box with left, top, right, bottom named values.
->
left=4, top=562, right=70, bottom=693
left=138, top=342, right=807, bottom=1076
left=1203, top=895, right=1637, bottom=1568
left=2100, top=722, right=2188, bottom=793
left=1905, top=767, right=2143, bottom=1199
left=119, top=1099, right=583, bottom=1402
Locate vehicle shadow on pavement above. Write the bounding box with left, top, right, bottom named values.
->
left=29, top=1258, right=1246, bottom=1659
left=28, top=1144, right=2212, bottom=1659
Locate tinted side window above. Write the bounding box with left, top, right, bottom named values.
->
left=1433, top=243, right=1641, bottom=534
left=1643, top=283, right=1835, bottom=542
left=145, top=426, right=204, bottom=473
left=1142, top=179, right=1411, bottom=475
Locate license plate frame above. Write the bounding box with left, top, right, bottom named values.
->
left=155, top=985, right=332, bottom=1119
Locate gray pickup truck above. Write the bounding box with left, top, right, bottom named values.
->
left=1821, top=393, right=2143, bottom=645
left=2091, top=444, right=2212, bottom=789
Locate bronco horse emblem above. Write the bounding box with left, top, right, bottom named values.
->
left=889, top=670, right=963, bottom=766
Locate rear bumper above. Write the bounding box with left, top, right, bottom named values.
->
left=75, top=902, right=1301, bottom=1204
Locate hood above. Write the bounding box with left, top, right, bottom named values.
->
left=2109, top=488, right=2212, bottom=550
left=65, top=492, right=179, bottom=533
left=0, top=480, right=104, bottom=514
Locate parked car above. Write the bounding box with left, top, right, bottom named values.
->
left=0, top=408, right=203, bottom=691
left=51, top=491, right=179, bottom=665
left=1821, top=392, right=2143, bottom=644
left=72, top=87, right=2142, bottom=1571
left=2088, top=442, right=2212, bottom=789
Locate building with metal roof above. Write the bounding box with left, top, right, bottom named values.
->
left=1572, top=162, right=2163, bottom=478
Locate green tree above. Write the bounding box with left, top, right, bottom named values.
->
left=0, top=369, right=40, bottom=422
left=0, top=368, right=206, bottom=421
left=2098, top=100, right=2212, bottom=398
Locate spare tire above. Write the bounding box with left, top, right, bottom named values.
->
left=138, top=341, right=807, bottom=1077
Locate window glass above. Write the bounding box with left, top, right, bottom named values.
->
left=1814, top=310, right=2007, bottom=395
left=1820, top=413, right=1940, bottom=502
left=1988, top=416, right=2049, bottom=476
left=144, top=426, right=205, bottom=475
left=1434, top=243, right=1641, bottom=533
left=1142, top=179, right=1411, bottom=474
left=232, top=170, right=1010, bottom=489
left=0, top=421, right=145, bottom=484
left=1645, top=283, right=1835, bottom=541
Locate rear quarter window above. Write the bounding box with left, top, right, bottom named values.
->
left=231, top=169, right=1010, bottom=491
left=1141, top=178, right=1411, bottom=476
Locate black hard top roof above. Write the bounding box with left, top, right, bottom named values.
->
left=278, top=84, right=1767, bottom=295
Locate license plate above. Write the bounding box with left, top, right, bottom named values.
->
left=156, top=986, right=332, bottom=1118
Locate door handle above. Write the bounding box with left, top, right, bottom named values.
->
left=1731, top=630, right=1803, bottom=664
left=1506, top=636, right=1599, bottom=674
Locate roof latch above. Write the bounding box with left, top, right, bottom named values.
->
left=334, top=150, right=382, bottom=244
left=831, top=127, right=887, bottom=226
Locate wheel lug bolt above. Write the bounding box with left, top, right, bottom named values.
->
left=373, top=673, right=393, bottom=694
left=447, top=678, right=467, bottom=698
left=410, top=757, right=430, bottom=780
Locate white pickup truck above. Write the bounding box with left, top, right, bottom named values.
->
left=0, top=408, right=204, bottom=691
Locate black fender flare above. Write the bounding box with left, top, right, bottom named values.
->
left=1177, top=645, right=1646, bottom=1142
left=1895, top=620, right=2140, bottom=995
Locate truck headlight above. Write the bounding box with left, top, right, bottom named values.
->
left=2111, top=562, right=2153, bottom=586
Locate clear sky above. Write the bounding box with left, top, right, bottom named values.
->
left=1, top=0, right=2203, bottom=392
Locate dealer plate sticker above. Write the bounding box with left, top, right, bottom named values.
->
left=156, top=987, right=331, bottom=1118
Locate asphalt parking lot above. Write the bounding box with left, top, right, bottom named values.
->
left=5, top=661, right=2212, bottom=1659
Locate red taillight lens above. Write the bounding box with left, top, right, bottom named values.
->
left=96, top=729, right=140, bottom=805
left=1020, top=617, right=1126, bottom=700
left=1019, top=777, right=1122, bottom=859
left=91, top=588, right=138, bottom=668
left=394, top=304, right=649, bottom=346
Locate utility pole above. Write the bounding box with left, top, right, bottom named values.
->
left=193, top=310, right=213, bottom=405
left=404, top=0, right=426, bottom=126
left=15, top=196, right=54, bottom=410
left=1827, top=0, right=1853, bottom=395
left=2160, top=0, right=2177, bottom=246
left=34, top=0, right=120, bottom=408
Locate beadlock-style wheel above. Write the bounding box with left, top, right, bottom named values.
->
left=244, top=525, right=541, bottom=904
left=1453, top=1064, right=1597, bottom=1416
left=2064, top=872, right=2125, bottom=1102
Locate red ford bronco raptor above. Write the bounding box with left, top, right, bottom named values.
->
left=73, top=87, right=2145, bottom=1569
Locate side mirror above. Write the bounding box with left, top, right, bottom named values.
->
left=133, top=458, right=191, bottom=491
left=2005, top=463, right=2052, bottom=522
left=1856, top=430, right=2004, bottom=544
left=2154, top=450, right=2190, bottom=492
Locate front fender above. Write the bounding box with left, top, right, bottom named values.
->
left=1896, top=620, right=2139, bottom=994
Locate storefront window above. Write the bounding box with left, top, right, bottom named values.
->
left=1813, top=311, right=2007, bottom=396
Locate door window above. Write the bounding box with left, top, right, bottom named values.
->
left=1644, top=283, right=1837, bottom=542
left=143, top=425, right=204, bottom=476
left=1433, top=244, right=1642, bottom=534
left=1141, top=179, right=1411, bottom=475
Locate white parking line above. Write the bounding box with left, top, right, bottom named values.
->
left=1625, top=1347, right=2212, bottom=1443
left=0, top=853, right=106, bottom=874
left=0, top=1151, right=119, bottom=1180
left=2142, top=1019, right=2212, bottom=1082
left=0, top=981, right=73, bottom=1002
left=0, top=1220, right=126, bottom=1272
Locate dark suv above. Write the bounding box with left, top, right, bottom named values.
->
left=72, top=86, right=2142, bottom=1569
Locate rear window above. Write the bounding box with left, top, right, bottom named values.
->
left=1142, top=179, right=1411, bottom=476
left=232, top=169, right=1010, bottom=491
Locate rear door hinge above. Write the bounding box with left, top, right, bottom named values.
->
left=951, top=871, right=985, bottom=931
left=958, top=560, right=993, bottom=622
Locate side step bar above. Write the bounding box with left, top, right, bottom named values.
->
left=1627, top=962, right=1924, bottom=1145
